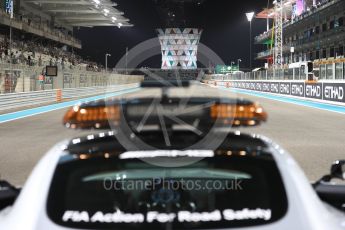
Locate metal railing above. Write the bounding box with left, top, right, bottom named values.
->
left=0, top=63, right=143, bottom=94
left=255, top=0, right=343, bottom=45
left=257, top=50, right=273, bottom=59
left=206, top=69, right=306, bottom=81
left=285, top=0, right=342, bottom=28
left=206, top=58, right=345, bottom=81
left=0, top=84, right=138, bottom=112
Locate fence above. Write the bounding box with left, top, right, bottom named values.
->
left=0, top=84, right=139, bottom=112
left=206, top=61, right=345, bottom=81
left=0, top=63, right=143, bottom=94
left=206, top=69, right=307, bottom=81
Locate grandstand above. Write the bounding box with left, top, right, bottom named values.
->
left=0, top=0, right=134, bottom=93
left=255, top=0, right=345, bottom=80
left=0, top=0, right=133, bottom=69
left=0, top=33, right=101, bottom=71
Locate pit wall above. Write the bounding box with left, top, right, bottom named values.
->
left=206, top=79, right=345, bottom=105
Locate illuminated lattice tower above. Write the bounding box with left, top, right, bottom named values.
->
left=157, top=28, right=203, bottom=70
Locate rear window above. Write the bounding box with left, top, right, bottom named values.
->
left=47, top=154, right=288, bottom=229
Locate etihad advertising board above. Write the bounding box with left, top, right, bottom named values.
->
left=305, top=83, right=322, bottom=100
left=323, top=83, right=345, bottom=103
left=227, top=81, right=345, bottom=104
left=291, top=83, right=304, bottom=97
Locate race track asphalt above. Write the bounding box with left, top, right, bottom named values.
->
left=0, top=83, right=344, bottom=185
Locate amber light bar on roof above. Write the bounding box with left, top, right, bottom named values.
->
left=210, top=103, right=267, bottom=126
left=63, top=101, right=267, bottom=130
left=63, top=105, right=120, bottom=129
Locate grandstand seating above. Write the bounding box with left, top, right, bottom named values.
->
left=0, top=34, right=102, bottom=72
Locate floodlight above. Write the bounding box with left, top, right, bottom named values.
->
left=246, top=12, right=255, bottom=22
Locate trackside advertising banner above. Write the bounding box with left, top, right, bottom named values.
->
left=305, top=83, right=322, bottom=100
left=220, top=81, right=345, bottom=103
left=323, top=83, right=345, bottom=103
left=291, top=82, right=305, bottom=97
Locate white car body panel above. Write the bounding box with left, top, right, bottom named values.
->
left=0, top=135, right=344, bottom=230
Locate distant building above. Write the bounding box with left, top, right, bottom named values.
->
left=154, top=0, right=205, bottom=70
left=157, top=28, right=202, bottom=70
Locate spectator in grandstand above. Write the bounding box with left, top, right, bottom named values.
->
left=15, top=51, right=20, bottom=62
left=19, top=52, right=25, bottom=64
left=0, top=33, right=104, bottom=71
left=1, top=52, right=5, bottom=63
left=61, top=57, right=65, bottom=69
left=10, top=52, right=14, bottom=64
left=27, top=55, right=32, bottom=66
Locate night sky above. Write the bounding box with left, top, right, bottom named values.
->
left=75, top=0, right=270, bottom=69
